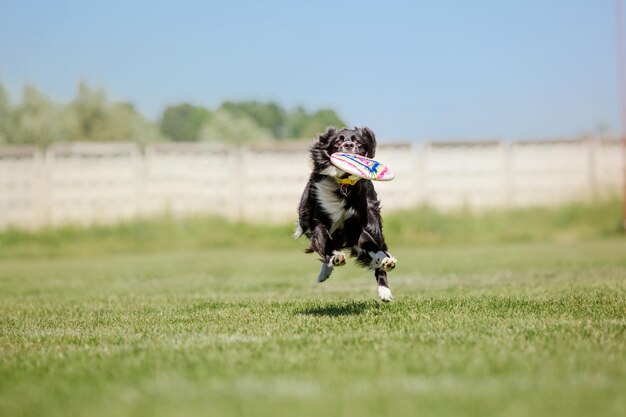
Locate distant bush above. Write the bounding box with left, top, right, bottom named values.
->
left=160, top=103, right=211, bottom=142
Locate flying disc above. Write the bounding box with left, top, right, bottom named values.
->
left=330, top=153, right=395, bottom=181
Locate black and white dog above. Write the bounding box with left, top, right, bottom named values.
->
left=294, top=126, right=397, bottom=302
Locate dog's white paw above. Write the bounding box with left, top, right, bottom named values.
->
left=378, top=286, right=393, bottom=302
left=317, top=263, right=333, bottom=283
left=318, top=251, right=346, bottom=283
left=369, top=251, right=397, bottom=271
left=330, top=250, right=346, bottom=267
left=380, top=256, right=397, bottom=271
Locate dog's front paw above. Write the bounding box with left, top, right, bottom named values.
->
left=369, top=251, right=397, bottom=271
left=378, top=286, right=393, bottom=302
left=381, top=256, right=397, bottom=271
left=330, top=250, right=346, bottom=267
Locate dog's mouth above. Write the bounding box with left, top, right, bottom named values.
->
left=326, top=149, right=366, bottom=160
left=338, top=146, right=366, bottom=156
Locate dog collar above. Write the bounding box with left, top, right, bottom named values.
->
left=335, top=175, right=360, bottom=186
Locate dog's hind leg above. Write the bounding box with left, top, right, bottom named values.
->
left=309, top=224, right=346, bottom=282
left=352, top=228, right=396, bottom=301
left=375, top=269, right=393, bottom=302
left=318, top=250, right=347, bottom=282
left=353, top=229, right=397, bottom=272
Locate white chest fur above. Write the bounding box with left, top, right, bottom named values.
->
left=314, top=178, right=356, bottom=234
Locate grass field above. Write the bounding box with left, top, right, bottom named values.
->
left=1, top=202, right=625, bottom=417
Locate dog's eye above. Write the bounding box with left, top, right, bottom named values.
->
left=338, top=135, right=345, bottom=140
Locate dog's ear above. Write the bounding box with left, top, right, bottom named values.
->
left=359, top=127, right=377, bottom=158
left=315, top=127, right=337, bottom=148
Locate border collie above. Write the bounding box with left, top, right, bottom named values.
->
left=294, top=126, right=396, bottom=302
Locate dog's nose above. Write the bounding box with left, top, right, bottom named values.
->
left=343, top=142, right=355, bottom=151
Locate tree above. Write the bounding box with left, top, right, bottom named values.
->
left=0, top=78, right=349, bottom=145
left=10, top=85, right=75, bottom=146
left=199, top=108, right=273, bottom=144
left=285, top=106, right=309, bottom=139
left=65, top=81, right=108, bottom=141
left=64, top=82, right=165, bottom=143
left=286, top=107, right=346, bottom=139
left=220, top=101, right=287, bottom=139
left=0, top=80, right=12, bottom=144
left=89, top=102, right=166, bottom=144
left=160, top=104, right=211, bottom=141
left=123, top=107, right=168, bottom=145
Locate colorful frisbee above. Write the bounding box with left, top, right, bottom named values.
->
left=330, top=153, right=395, bottom=181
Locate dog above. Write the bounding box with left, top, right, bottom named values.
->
left=293, top=126, right=397, bottom=302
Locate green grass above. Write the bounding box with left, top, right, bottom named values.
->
left=0, top=199, right=622, bottom=259
left=1, top=202, right=625, bottom=417
left=385, top=199, right=624, bottom=244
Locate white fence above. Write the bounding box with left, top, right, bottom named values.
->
left=0, top=138, right=623, bottom=230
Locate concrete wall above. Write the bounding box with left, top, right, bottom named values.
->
left=0, top=138, right=623, bottom=230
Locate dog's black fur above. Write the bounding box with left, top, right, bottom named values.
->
left=294, top=126, right=396, bottom=301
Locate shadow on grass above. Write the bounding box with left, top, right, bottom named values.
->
left=298, top=300, right=373, bottom=317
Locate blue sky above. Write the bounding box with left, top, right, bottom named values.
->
left=0, top=0, right=620, bottom=141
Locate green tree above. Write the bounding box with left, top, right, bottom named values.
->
left=64, top=82, right=165, bottom=144
left=0, top=78, right=349, bottom=145
left=199, top=109, right=273, bottom=144
left=286, top=107, right=346, bottom=139
left=11, top=85, right=76, bottom=145
left=0, top=80, right=12, bottom=144
left=124, top=108, right=168, bottom=145
left=99, top=102, right=166, bottom=144
left=220, top=101, right=287, bottom=139
left=160, top=104, right=211, bottom=141
left=285, top=106, right=309, bottom=139
left=65, top=81, right=108, bottom=141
